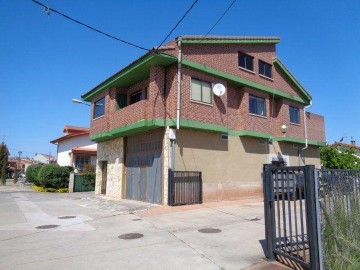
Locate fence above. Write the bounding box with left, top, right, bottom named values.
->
left=73, top=173, right=95, bottom=192
left=317, top=169, right=360, bottom=270
left=168, top=170, right=202, bottom=206
left=263, top=165, right=320, bottom=269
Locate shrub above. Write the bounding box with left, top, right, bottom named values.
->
left=26, top=164, right=43, bottom=185
left=63, top=166, right=74, bottom=173
left=38, top=164, right=70, bottom=189
left=81, top=171, right=96, bottom=186
left=57, top=188, right=69, bottom=193
left=32, top=185, right=45, bottom=192
left=83, top=164, right=95, bottom=173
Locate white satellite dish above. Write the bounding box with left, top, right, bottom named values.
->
left=213, top=83, right=226, bottom=97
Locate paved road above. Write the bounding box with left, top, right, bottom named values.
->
left=0, top=182, right=271, bottom=270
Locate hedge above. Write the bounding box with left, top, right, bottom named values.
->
left=25, top=164, right=43, bottom=185
left=37, top=164, right=71, bottom=189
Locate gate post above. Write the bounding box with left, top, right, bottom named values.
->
left=69, top=173, right=74, bottom=193
left=304, top=165, right=320, bottom=270
left=263, top=164, right=276, bottom=260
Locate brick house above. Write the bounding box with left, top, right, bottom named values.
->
left=81, top=36, right=325, bottom=205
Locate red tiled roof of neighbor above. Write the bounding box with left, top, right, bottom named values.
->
left=72, top=146, right=97, bottom=155
left=51, top=131, right=90, bottom=144
left=63, top=126, right=90, bottom=134
left=38, top=153, right=56, bottom=160
left=180, top=35, right=281, bottom=40
left=330, top=142, right=360, bottom=151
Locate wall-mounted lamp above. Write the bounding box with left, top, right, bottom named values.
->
left=280, top=124, right=288, bottom=137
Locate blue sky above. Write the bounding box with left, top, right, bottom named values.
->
left=1, top=0, right=359, bottom=157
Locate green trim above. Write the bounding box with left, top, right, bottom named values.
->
left=236, top=130, right=271, bottom=139
left=90, top=118, right=325, bottom=147
left=90, top=118, right=171, bottom=142
left=182, top=39, right=280, bottom=44
left=275, top=136, right=326, bottom=147
left=273, top=58, right=312, bottom=101
left=82, top=53, right=177, bottom=102
left=181, top=59, right=310, bottom=105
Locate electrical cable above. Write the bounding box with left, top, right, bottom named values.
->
left=199, top=0, right=237, bottom=42
left=155, top=0, right=199, bottom=51
left=31, top=0, right=151, bottom=52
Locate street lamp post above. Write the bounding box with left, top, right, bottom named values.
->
left=72, top=99, right=91, bottom=106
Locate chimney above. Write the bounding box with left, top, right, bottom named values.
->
left=351, top=137, right=356, bottom=146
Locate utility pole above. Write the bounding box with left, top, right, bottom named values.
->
left=18, top=151, right=22, bottom=171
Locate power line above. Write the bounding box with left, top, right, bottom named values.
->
left=200, top=0, right=237, bottom=41
left=31, top=0, right=151, bottom=52
left=155, top=0, right=199, bottom=50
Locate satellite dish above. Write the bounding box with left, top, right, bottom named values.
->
left=213, top=83, right=226, bottom=97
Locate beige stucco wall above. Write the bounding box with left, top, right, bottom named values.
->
left=174, top=129, right=321, bottom=201
left=95, top=137, right=124, bottom=199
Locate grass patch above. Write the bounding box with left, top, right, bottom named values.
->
left=322, top=195, right=360, bottom=269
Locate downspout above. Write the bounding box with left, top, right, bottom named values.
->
left=298, top=100, right=312, bottom=165
left=176, top=37, right=182, bottom=130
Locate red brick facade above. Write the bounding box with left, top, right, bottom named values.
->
left=89, top=38, right=325, bottom=143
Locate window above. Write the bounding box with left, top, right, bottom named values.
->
left=259, top=60, right=272, bottom=78
left=249, top=95, right=266, bottom=116
left=130, top=88, right=147, bottom=105
left=93, top=97, right=105, bottom=119
left=191, top=78, right=212, bottom=104
left=75, top=156, right=90, bottom=170
left=116, top=93, right=127, bottom=110
left=238, top=52, right=254, bottom=71
left=289, top=106, right=300, bottom=124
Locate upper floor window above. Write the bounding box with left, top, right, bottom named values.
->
left=130, top=87, right=147, bottom=105
left=249, top=95, right=266, bottom=116
left=259, top=60, right=272, bottom=78
left=191, top=78, right=212, bottom=104
left=93, top=97, right=105, bottom=119
left=289, top=106, right=300, bottom=124
left=238, top=52, right=254, bottom=71
left=116, top=93, right=127, bottom=110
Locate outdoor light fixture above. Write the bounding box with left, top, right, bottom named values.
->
left=280, top=124, right=288, bottom=137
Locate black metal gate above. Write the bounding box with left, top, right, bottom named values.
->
left=168, top=171, right=202, bottom=206
left=263, top=165, right=320, bottom=269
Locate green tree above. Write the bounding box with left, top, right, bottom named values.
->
left=0, top=143, right=8, bottom=185
left=320, top=145, right=360, bottom=169
left=13, top=167, right=18, bottom=184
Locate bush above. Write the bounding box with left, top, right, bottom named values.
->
left=83, top=164, right=95, bottom=173
left=26, top=164, right=43, bottom=185
left=57, top=188, right=69, bottom=193
left=81, top=172, right=96, bottom=186
left=38, top=164, right=70, bottom=189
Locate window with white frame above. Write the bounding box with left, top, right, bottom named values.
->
left=191, top=78, right=212, bottom=104
left=249, top=95, right=266, bottom=116
left=93, top=97, right=105, bottom=119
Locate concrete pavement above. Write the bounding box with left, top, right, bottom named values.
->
left=0, top=182, right=285, bottom=270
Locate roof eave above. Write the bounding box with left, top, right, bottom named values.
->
left=273, top=57, right=312, bottom=102
left=81, top=52, right=177, bottom=102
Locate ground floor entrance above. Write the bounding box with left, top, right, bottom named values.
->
left=125, top=129, right=163, bottom=204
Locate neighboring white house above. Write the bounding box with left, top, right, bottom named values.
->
left=51, top=126, right=97, bottom=170
left=33, top=153, right=56, bottom=164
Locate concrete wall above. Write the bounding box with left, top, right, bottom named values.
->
left=174, top=129, right=321, bottom=202
left=57, top=135, right=97, bottom=166
left=95, top=137, right=124, bottom=199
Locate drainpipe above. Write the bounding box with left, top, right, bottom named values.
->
left=176, top=37, right=182, bottom=130
left=298, top=100, right=312, bottom=165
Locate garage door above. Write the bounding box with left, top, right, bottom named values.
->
left=125, top=129, right=163, bottom=204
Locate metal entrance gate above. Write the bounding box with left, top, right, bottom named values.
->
left=263, top=165, right=320, bottom=269
left=125, top=130, right=163, bottom=204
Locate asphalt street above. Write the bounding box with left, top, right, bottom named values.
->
left=0, top=181, right=277, bottom=270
